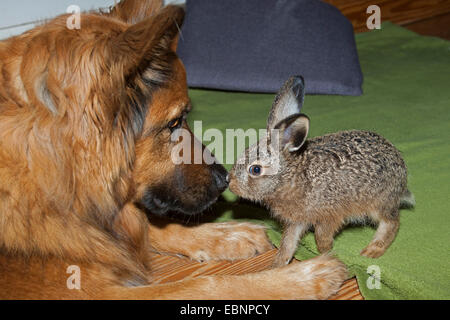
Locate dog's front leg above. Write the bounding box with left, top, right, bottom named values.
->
left=102, top=254, right=347, bottom=299
left=147, top=216, right=273, bottom=262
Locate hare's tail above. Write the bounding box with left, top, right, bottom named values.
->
left=400, top=189, right=415, bottom=209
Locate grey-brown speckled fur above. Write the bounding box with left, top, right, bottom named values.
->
left=229, top=76, right=414, bottom=267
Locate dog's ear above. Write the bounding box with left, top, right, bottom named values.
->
left=112, top=5, right=184, bottom=82
left=99, top=5, right=184, bottom=136
left=108, top=0, right=164, bottom=24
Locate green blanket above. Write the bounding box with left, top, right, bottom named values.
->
left=186, top=23, right=450, bottom=300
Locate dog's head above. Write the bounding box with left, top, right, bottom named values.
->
left=130, top=57, right=229, bottom=216
left=0, top=0, right=227, bottom=221
left=107, top=1, right=229, bottom=216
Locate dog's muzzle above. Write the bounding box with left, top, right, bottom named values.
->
left=136, top=164, right=228, bottom=216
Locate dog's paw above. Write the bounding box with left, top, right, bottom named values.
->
left=263, top=255, right=348, bottom=299
left=181, top=222, right=273, bottom=262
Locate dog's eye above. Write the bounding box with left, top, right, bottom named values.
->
left=248, top=165, right=262, bottom=176
left=168, top=117, right=182, bottom=132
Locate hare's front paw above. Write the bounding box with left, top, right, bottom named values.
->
left=272, top=250, right=293, bottom=268
left=182, top=222, right=273, bottom=262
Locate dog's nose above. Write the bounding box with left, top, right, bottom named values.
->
left=226, top=174, right=230, bottom=184
left=211, top=164, right=229, bottom=192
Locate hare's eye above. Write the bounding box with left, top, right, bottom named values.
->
left=248, top=165, right=262, bottom=176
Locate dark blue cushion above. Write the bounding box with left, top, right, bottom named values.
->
left=177, top=0, right=363, bottom=95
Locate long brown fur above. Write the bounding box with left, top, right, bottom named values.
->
left=0, top=0, right=346, bottom=299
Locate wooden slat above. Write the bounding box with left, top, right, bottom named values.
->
left=322, top=0, right=450, bottom=33
left=149, top=249, right=364, bottom=300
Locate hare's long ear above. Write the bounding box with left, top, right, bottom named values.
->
left=267, top=76, right=305, bottom=131
left=274, top=114, right=310, bottom=152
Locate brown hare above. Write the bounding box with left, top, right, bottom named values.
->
left=229, top=76, right=414, bottom=267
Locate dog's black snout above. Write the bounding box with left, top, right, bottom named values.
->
left=211, top=164, right=229, bottom=192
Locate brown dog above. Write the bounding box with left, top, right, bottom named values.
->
left=0, top=0, right=346, bottom=299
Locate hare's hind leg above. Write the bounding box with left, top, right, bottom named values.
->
left=273, top=222, right=308, bottom=268
left=360, top=210, right=399, bottom=258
